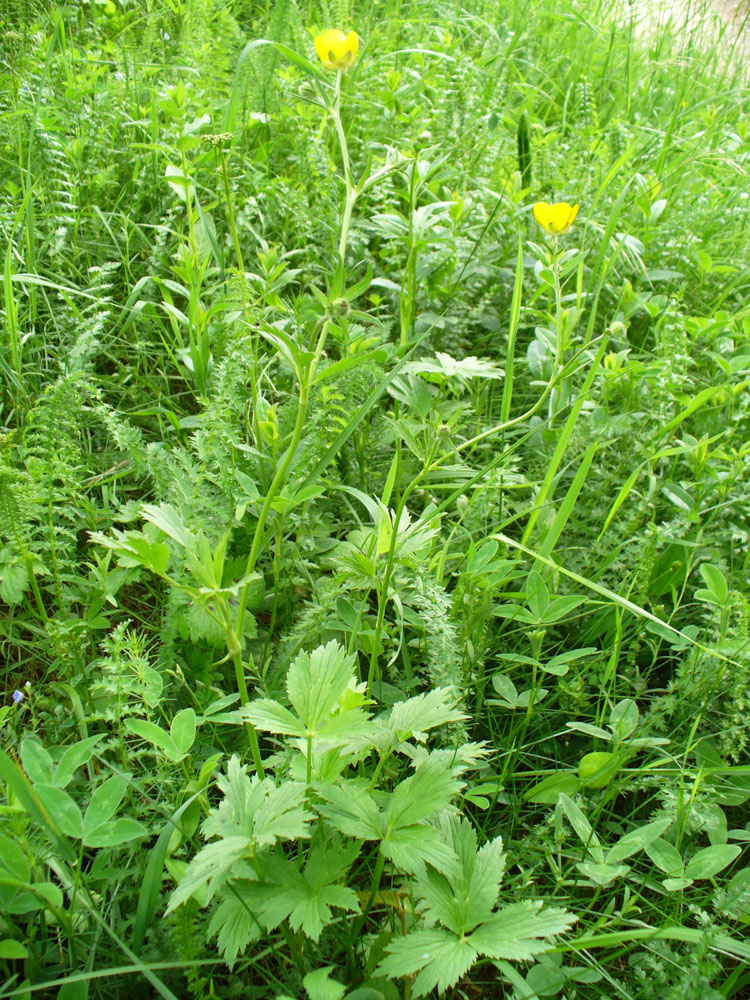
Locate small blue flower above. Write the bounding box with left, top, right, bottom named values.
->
left=12, top=690, right=23, bottom=703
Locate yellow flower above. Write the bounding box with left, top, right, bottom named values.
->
left=314, top=29, right=359, bottom=71
left=533, top=201, right=579, bottom=235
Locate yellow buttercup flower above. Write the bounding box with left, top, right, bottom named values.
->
left=314, top=29, right=359, bottom=71
left=533, top=201, right=579, bottom=235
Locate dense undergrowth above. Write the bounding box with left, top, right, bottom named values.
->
left=1, top=0, right=750, bottom=997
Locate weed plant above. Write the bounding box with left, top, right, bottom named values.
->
left=1, top=0, right=750, bottom=997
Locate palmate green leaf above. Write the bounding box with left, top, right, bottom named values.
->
left=259, top=857, right=359, bottom=942
left=203, top=756, right=313, bottom=847
left=316, top=781, right=382, bottom=840
left=167, top=837, right=252, bottom=911
left=403, top=352, right=504, bottom=384
left=385, top=756, right=462, bottom=831
left=415, top=817, right=505, bottom=933
left=302, top=968, right=347, bottom=1000
left=241, top=699, right=305, bottom=738
left=314, top=707, right=376, bottom=752
left=382, top=823, right=457, bottom=876
left=140, top=502, right=195, bottom=552
left=378, top=928, right=477, bottom=998
left=170, top=759, right=312, bottom=912
left=206, top=882, right=264, bottom=968
left=386, top=688, right=467, bottom=743
left=89, top=527, right=171, bottom=577
left=467, top=901, right=577, bottom=959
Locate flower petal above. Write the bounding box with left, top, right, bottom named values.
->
left=533, top=202, right=551, bottom=232
left=314, top=28, right=359, bottom=70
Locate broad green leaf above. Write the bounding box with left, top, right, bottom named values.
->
left=557, top=794, right=602, bottom=861
left=524, top=772, right=581, bottom=804
left=34, top=785, right=83, bottom=839
left=7, top=882, right=63, bottom=914
left=124, top=718, right=182, bottom=760
left=170, top=708, right=197, bottom=754
left=698, top=564, right=728, bottom=604
left=610, top=699, right=639, bottom=740
left=575, top=861, right=630, bottom=885
left=645, top=838, right=683, bottom=876
left=607, top=818, right=671, bottom=863
left=84, top=818, right=149, bottom=848
left=58, top=979, right=89, bottom=1000
left=20, top=738, right=54, bottom=785
left=565, top=721, right=612, bottom=741
left=490, top=674, right=518, bottom=707
left=543, top=647, right=598, bottom=677
left=540, top=594, right=587, bottom=624
left=684, top=844, right=741, bottom=880
left=0, top=834, right=30, bottom=881
left=578, top=751, right=619, bottom=790
left=0, top=940, right=27, bottom=959
left=467, top=539, right=499, bottom=573
left=492, top=604, right=538, bottom=623
left=663, top=876, right=693, bottom=891
left=83, top=776, right=128, bottom=839
left=525, top=570, right=549, bottom=620
left=54, top=736, right=105, bottom=788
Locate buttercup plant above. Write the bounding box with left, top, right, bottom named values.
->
left=531, top=199, right=582, bottom=426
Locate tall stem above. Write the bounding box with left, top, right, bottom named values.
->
left=548, top=239, right=564, bottom=426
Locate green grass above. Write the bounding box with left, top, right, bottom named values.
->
left=1, top=0, right=750, bottom=997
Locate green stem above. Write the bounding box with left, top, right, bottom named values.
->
left=548, top=240, right=564, bottom=427
left=227, top=624, right=264, bottom=777
left=366, top=470, right=426, bottom=697
left=359, top=847, right=386, bottom=928
left=236, top=320, right=332, bottom=640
